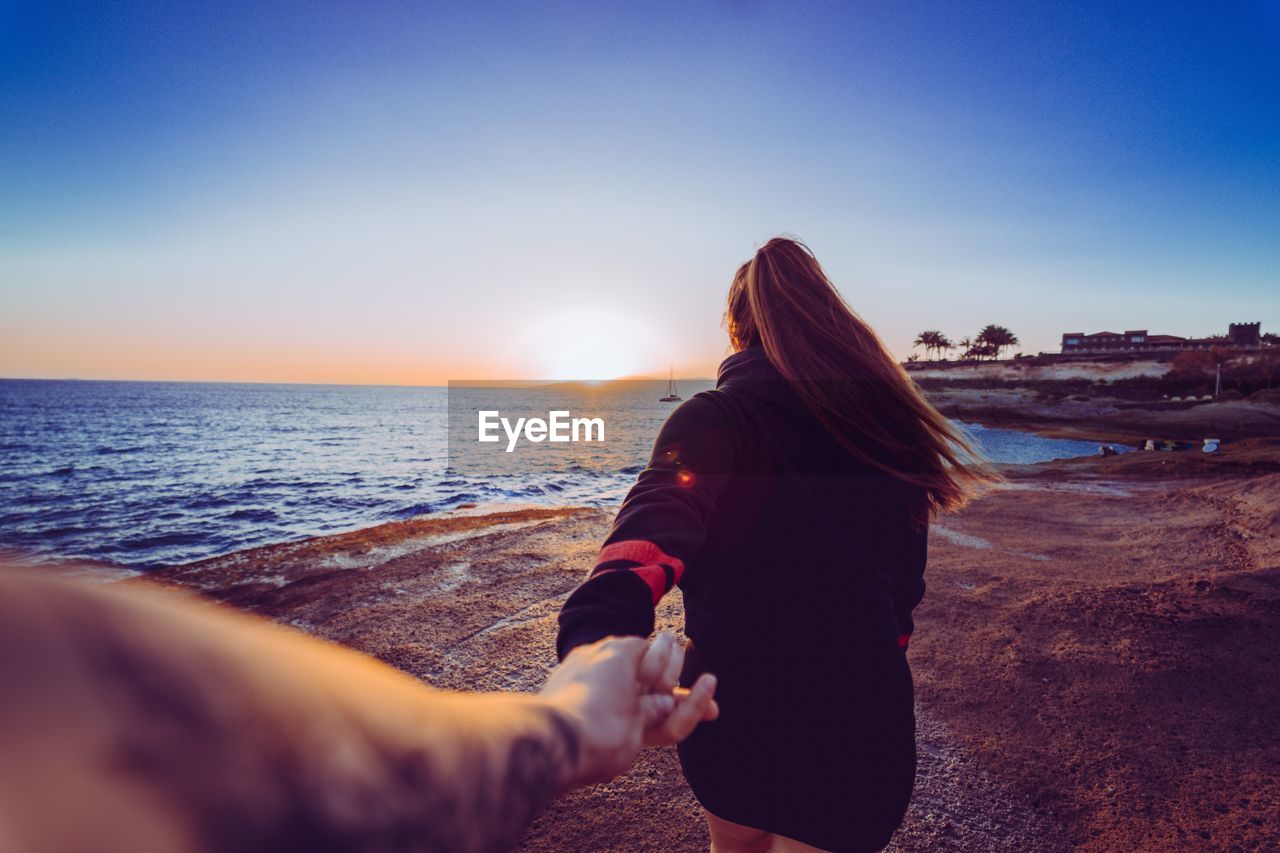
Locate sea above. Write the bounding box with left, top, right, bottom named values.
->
left=0, top=379, right=1110, bottom=569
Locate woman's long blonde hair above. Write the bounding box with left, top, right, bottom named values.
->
left=726, top=236, right=999, bottom=519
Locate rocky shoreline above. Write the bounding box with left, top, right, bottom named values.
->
left=923, top=385, right=1280, bottom=444
left=138, top=441, right=1280, bottom=851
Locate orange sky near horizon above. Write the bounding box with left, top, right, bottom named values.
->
left=0, top=326, right=729, bottom=386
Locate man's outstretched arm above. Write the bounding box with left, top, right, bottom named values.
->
left=0, top=568, right=714, bottom=853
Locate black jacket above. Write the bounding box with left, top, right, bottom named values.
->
left=555, top=346, right=927, bottom=850
left=557, top=346, right=926, bottom=664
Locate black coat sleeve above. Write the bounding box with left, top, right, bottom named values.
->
left=556, top=393, right=735, bottom=659
left=890, top=525, right=927, bottom=648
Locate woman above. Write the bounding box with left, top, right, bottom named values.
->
left=557, top=237, right=995, bottom=851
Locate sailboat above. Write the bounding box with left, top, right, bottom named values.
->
left=659, top=365, right=682, bottom=402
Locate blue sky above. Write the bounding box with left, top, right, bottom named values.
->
left=2, top=1, right=1277, bottom=382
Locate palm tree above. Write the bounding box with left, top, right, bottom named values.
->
left=976, top=325, right=1020, bottom=361
left=958, top=337, right=973, bottom=361
left=969, top=341, right=996, bottom=360
left=914, top=330, right=950, bottom=361
left=936, top=333, right=954, bottom=361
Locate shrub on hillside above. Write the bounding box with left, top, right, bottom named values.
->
left=1166, top=349, right=1280, bottom=397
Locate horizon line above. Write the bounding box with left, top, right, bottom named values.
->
left=0, top=375, right=720, bottom=389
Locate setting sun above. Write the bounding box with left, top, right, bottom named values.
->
left=511, top=307, right=673, bottom=380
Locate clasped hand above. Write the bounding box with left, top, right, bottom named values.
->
left=540, top=632, right=719, bottom=786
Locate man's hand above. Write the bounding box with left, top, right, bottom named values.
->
left=539, top=632, right=718, bottom=787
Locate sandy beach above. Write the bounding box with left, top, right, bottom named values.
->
left=138, top=439, right=1280, bottom=851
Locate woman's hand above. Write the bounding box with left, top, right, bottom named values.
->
left=642, top=678, right=719, bottom=746
left=638, top=633, right=720, bottom=746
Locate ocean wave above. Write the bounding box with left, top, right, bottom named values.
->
left=184, top=495, right=238, bottom=510
left=224, top=508, right=280, bottom=523
left=390, top=502, right=437, bottom=519
left=244, top=478, right=330, bottom=491
left=94, top=445, right=144, bottom=456
left=35, top=525, right=92, bottom=539
left=120, top=531, right=209, bottom=551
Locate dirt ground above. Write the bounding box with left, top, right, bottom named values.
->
left=147, top=441, right=1280, bottom=851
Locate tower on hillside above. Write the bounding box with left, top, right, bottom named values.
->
left=1228, top=322, right=1261, bottom=347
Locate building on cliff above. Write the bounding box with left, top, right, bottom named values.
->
left=1061, top=323, right=1261, bottom=355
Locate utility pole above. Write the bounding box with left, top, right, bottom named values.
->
left=1215, top=362, right=1222, bottom=398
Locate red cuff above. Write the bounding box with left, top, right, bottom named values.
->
left=592, top=539, right=687, bottom=606
left=596, top=539, right=686, bottom=581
